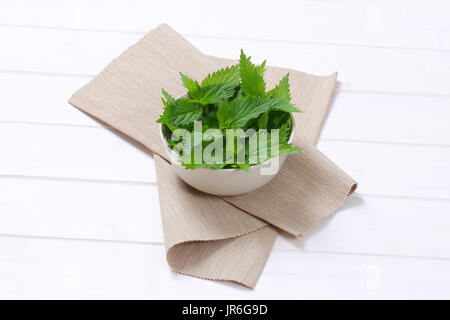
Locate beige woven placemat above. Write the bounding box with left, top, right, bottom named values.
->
left=69, top=24, right=357, bottom=288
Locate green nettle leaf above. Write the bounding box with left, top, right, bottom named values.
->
left=272, top=144, right=302, bottom=157
left=218, top=97, right=279, bottom=129
left=257, top=111, right=269, bottom=129
left=279, top=120, right=292, bottom=143
left=239, top=50, right=266, bottom=97
left=216, top=100, right=231, bottom=129
left=158, top=49, right=303, bottom=170
left=183, top=162, right=226, bottom=170
left=181, top=65, right=241, bottom=105
left=157, top=89, right=175, bottom=123
left=256, top=60, right=267, bottom=78
left=180, top=72, right=200, bottom=94
left=157, top=98, right=202, bottom=127
left=191, top=83, right=238, bottom=105
left=202, top=105, right=219, bottom=129
left=272, top=120, right=302, bottom=156
left=161, top=89, right=175, bottom=106
left=181, top=68, right=240, bottom=105
left=268, top=110, right=289, bottom=129
left=268, top=97, right=301, bottom=113
left=247, top=129, right=302, bottom=164
left=201, top=65, right=240, bottom=87
left=267, top=73, right=291, bottom=102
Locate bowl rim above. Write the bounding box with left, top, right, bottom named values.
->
left=159, top=94, right=297, bottom=171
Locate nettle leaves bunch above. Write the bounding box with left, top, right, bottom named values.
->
left=157, top=50, right=302, bottom=171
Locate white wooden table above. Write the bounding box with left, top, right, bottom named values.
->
left=0, top=0, right=449, bottom=299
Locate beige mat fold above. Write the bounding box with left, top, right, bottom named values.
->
left=156, top=155, right=276, bottom=288
left=69, top=24, right=356, bottom=288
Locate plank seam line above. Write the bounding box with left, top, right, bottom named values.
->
left=0, top=120, right=111, bottom=130
left=1, top=232, right=450, bottom=262
left=2, top=69, right=450, bottom=99
left=0, top=232, right=161, bottom=246
left=354, top=193, right=450, bottom=203
left=319, top=138, right=450, bottom=148
left=1, top=23, right=449, bottom=53
left=336, top=89, right=450, bottom=99
left=271, top=247, right=450, bottom=262
left=0, top=174, right=157, bottom=187
left=0, top=173, right=449, bottom=202
left=0, top=69, right=94, bottom=78
left=186, top=33, right=450, bottom=53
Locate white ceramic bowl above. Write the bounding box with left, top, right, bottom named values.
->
left=159, top=111, right=296, bottom=196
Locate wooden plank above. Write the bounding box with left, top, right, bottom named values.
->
left=2, top=177, right=450, bottom=259
left=1, top=235, right=449, bottom=299
left=321, top=92, right=450, bottom=146
left=317, top=140, right=450, bottom=200
left=1, top=0, right=450, bottom=51
left=2, top=73, right=450, bottom=146
left=1, top=27, right=450, bottom=95
left=0, top=122, right=156, bottom=182
left=0, top=73, right=96, bottom=125
left=276, top=195, right=450, bottom=258
left=0, top=27, right=141, bottom=76
left=0, top=177, right=163, bottom=242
